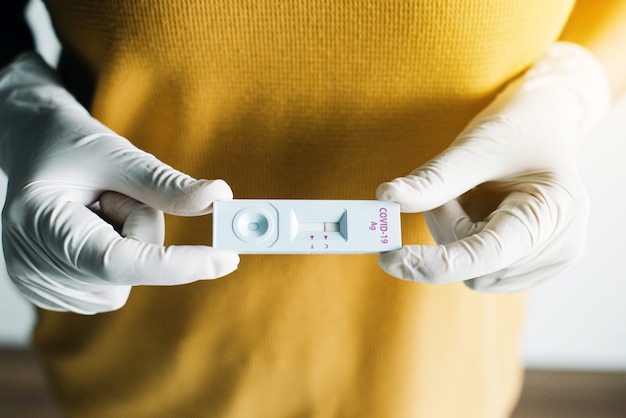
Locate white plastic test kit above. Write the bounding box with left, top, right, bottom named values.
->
left=212, top=200, right=402, bottom=254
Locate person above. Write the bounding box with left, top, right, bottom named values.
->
left=1, top=1, right=625, bottom=416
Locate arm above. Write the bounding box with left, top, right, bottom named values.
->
left=559, top=0, right=626, bottom=98
left=376, top=5, right=623, bottom=291
left=0, top=7, right=239, bottom=314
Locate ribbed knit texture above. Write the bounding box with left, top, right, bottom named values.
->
left=35, top=1, right=574, bottom=416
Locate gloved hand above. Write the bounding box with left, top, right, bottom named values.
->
left=377, top=42, right=611, bottom=292
left=0, top=52, right=239, bottom=314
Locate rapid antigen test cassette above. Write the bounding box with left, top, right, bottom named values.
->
left=212, top=200, right=402, bottom=254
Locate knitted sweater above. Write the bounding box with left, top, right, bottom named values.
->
left=35, top=1, right=575, bottom=416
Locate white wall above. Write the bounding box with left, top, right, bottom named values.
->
left=1, top=0, right=625, bottom=370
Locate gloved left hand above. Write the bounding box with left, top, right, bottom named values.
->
left=376, top=42, right=611, bottom=292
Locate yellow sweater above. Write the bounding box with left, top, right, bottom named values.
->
left=35, top=1, right=575, bottom=417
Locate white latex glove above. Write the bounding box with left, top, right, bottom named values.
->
left=0, top=52, right=239, bottom=314
left=377, top=42, right=611, bottom=292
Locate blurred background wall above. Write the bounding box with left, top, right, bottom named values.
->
left=1, top=0, right=625, bottom=371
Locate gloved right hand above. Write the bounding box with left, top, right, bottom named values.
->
left=0, top=52, right=239, bottom=315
